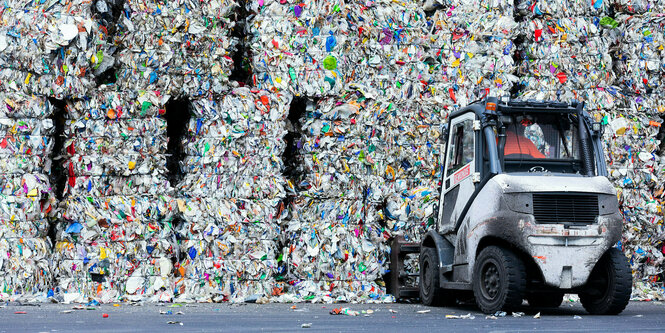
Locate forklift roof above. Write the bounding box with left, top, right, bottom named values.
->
left=450, top=98, right=583, bottom=120
left=497, top=100, right=582, bottom=115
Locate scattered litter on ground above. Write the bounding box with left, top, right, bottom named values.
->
left=446, top=313, right=475, bottom=320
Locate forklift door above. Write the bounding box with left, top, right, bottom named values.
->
left=438, top=112, right=477, bottom=234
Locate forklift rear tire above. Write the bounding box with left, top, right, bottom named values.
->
left=473, top=246, right=526, bottom=314
left=420, top=247, right=449, bottom=306
left=579, top=248, right=632, bottom=315
left=527, top=292, right=564, bottom=308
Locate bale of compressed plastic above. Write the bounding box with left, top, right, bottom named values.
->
left=53, top=88, right=177, bottom=303
left=113, top=0, right=239, bottom=97
left=175, top=88, right=291, bottom=302
left=0, top=93, right=56, bottom=301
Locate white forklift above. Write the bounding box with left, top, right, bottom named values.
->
left=388, top=98, right=632, bottom=315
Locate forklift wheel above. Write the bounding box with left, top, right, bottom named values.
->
left=419, top=247, right=448, bottom=306
left=527, top=292, right=564, bottom=308
left=579, top=248, right=632, bottom=315
left=473, top=246, right=526, bottom=314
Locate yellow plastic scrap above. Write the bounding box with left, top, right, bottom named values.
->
left=343, top=160, right=350, bottom=173
left=385, top=165, right=395, bottom=180
left=100, top=247, right=107, bottom=260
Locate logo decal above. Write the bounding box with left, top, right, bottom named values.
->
left=453, top=164, right=471, bottom=185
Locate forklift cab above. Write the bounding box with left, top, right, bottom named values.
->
left=437, top=98, right=606, bottom=235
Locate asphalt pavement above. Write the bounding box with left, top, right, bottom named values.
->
left=0, top=300, right=663, bottom=332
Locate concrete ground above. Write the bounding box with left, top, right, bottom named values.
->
left=0, top=300, right=663, bottom=332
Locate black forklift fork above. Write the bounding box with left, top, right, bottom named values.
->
left=387, top=236, right=421, bottom=300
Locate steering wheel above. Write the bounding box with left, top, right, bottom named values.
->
left=529, top=166, right=548, bottom=173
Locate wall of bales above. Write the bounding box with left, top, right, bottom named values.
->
left=0, top=0, right=662, bottom=303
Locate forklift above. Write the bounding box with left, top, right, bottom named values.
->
left=388, top=98, right=632, bottom=315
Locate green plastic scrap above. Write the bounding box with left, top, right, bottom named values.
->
left=600, top=17, right=619, bottom=29
left=93, top=50, right=104, bottom=69
left=141, top=101, right=152, bottom=113
left=288, top=67, right=297, bottom=82
left=323, top=56, right=337, bottom=70
left=324, top=76, right=336, bottom=88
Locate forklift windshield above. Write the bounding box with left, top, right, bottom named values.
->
left=500, top=113, right=583, bottom=174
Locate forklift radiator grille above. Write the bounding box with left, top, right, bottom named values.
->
left=532, top=194, right=599, bottom=225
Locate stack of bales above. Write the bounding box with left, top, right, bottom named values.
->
left=3, top=0, right=665, bottom=303
left=0, top=95, right=57, bottom=300
left=366, top=0, right=519, bottom=289
left=285, top=89, right=393, bottom=302
left=50, top=0, right=244, bottom=303
left=174, top=88, right=291, bottom=302
left=0, top=0, right=115, bottom=300
left=375, top=0, right=518, bottom=240
left=247, top=0, right=518, bottom=301
left=610, top=2, right=665, bottom=300
left=53, top=88, right=176, bottom=303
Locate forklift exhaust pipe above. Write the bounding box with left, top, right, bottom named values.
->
left=578, top=114, right=594, bottom=176
left=497, top=126, right=506, bottom=169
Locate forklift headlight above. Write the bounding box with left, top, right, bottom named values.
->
left=591, top=122, right=602, bottom=133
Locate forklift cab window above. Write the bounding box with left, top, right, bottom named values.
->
left=446, top=119, right=474, bottom=176
left=502, top=114, right=583, bottom=173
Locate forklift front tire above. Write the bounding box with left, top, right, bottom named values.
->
left=420, top=247, right=446, bottom=306
left=579, top=248, right=632, bottom=315
left=473, top=246, right=526, bottom=314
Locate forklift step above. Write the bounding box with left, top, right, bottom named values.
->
left=399, top=244, right=421, bottom=254
left=440, top=281, right=473, bottom=290
left=398, top=287, right=420, bottom=298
